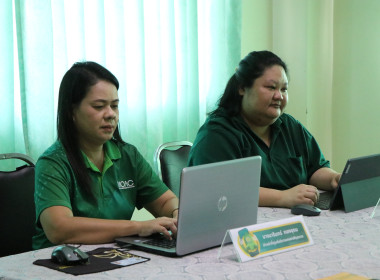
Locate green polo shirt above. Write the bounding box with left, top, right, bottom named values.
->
left=33, top=140, right=168, bottom=249
left=188, top=110, right=330, bottom=190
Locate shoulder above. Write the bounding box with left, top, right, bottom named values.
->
left=193, top=111, right=254, bottom=149
left=189, top=112, right=251, bottom=166
left=198, top=111, right=248, bottom=138
left=37, top=141, right=69, bottom=167
left=39, top=141, right=66, bottom=158
left=35, top=142, right=75, bottom=187
left=108, top=140, right=147, bottom=169
left=207, top=110, right=239, bottom=126
left=35, top=141, right=74, bottom=177
left=107, top=140, right=138, bottom=155
left=111, top=140, right=141, bottom=158
left=279, top=113, right=302, bottom=125
left=277, top=113, right=307, bottom=132
left=277, top=114, right=316, bottom=142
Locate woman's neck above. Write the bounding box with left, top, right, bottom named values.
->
left=240, top=113, right=275, bottom=147
left=241, top=117, right=271, bottom=147
left=80, top=143, right=105, bottom=172
left=250, top=125, right=271, bottom=147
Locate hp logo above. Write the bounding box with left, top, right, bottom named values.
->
left=217, top=196, right=228, bottom=212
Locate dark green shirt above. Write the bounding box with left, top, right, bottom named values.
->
left=188, top=110, right=330, bottom=190
left=33, top=140, right=168, bottom=249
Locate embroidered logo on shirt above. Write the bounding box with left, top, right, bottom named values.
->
left=117, top=180, right=135, bottom=189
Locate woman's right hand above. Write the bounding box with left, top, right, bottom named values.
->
left=137, top=217, right=178, bottom=240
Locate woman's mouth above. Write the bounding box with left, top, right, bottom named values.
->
left=101, top=125, right=114, bottom=132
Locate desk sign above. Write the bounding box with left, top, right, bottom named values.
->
left=220, top=216, right=313, bottom=262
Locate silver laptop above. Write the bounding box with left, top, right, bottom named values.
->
left=115, top=156, right=261, bottom=257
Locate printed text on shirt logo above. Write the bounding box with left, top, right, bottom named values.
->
left=118, top=180, right=135, bottom=189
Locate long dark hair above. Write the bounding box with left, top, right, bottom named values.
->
left=213, top=50, right=288, bottom=116
left=57, top=61, right=124, bottom=200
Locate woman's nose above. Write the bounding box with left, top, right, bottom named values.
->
left=274, top=90, right=284, bottom=100
left=105, top=106, right=116, bottom=118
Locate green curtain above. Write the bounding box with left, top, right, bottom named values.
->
left=0, top=0, right=241, bottom=170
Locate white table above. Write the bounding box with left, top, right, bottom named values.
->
left=1, top=207, right=379, bottom=280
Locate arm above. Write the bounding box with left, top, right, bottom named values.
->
left=259, top=185, right=319, bottom=208
left=40, top=206, right=141, bottom=245
left=144, top=189, right=179, bottom=219
left=40, top=190, right=179, bottom=245
left=259, top=167, right=340, bottom=208
left=309, top=167, right=341, bottom=191
left=299, top=124, right=340, bottom=191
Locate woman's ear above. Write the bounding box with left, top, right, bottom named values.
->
left=238, top=87, right=245, bottom=96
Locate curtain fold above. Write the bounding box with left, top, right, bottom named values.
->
left=0, top=1, right=15, bottom=157
left=0, top=0, right=241, bottom=169
left=14, top=0, right=56, bottom=160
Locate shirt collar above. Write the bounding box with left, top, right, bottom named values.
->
left=103, top=140, right=121, bottom=160
left=271, top=115, right=283, bottom=129
left=82, top=140, right=121, bottom=173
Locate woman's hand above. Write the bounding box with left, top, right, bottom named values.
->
left=279, top=184, right=319, bottom=208
left=137, top=217, right=178, bottom=240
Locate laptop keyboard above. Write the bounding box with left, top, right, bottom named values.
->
left=316, top=191, right=334, bottom=210
left=144, top=236, right=176, bottom=249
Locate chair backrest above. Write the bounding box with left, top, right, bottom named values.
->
left=154, top=141, right=193, bottom=197
left=0, top=153, right=36, bottom=257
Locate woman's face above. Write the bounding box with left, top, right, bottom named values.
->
left=239, top=65, right=288, bottom=128
left=72, top=80, right=119, bottom=148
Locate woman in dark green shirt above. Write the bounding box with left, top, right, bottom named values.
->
left=188, top=51, right=340, bottom=208
left=33, top=62, right=178, bottom=249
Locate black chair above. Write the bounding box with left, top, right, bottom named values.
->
left=0, top=153, right=36, bottom=257
left=154, top=141, right=193, bottom=197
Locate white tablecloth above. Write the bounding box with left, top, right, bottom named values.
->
left=1, top=207, right=379, bottom=280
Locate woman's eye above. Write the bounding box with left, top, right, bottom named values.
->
left=93, top=106, right=103, bottom=109
left=111, top=105, right=119, bottom=109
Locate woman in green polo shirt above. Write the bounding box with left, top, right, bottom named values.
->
left=33, top=62, right=179, bottom=249
left=188, top=51, right=341, bottom=209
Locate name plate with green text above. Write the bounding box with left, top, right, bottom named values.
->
left=219, top=216, right=313, bottom=262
